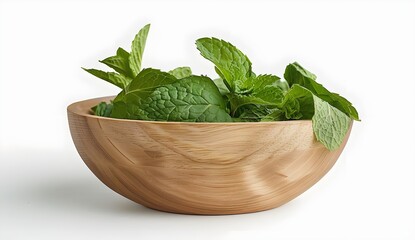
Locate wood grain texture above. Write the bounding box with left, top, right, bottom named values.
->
left=67, top=97, right=352, bottom=215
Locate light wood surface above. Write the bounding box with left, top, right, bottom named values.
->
left=67, top=97, right=352, bottom=215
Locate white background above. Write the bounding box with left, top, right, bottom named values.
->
left=1, top=0, right=414, bottom=239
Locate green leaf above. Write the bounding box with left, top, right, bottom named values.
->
left=111, top=68, right=177, bottom=119
left=82, top=68, right=130, bottom=89
left=117, top=47, right=130, bottom=58
left=214, top=67, right=232, bottom=92
left=228, top=75, right=285, bottom=116
left=111, top=68, right=177, bottom=107
left=236, top=104, right=276, bottom=122
left=284, top=62, right=317, bottom=83
left=235, top=74, right=283, bottom=94
left=129, top=24, right=150, bottom=76
left=284, top=62, right=359, bottom=120
left=196, top=37, right=252, bottom=90
left=168, top=67, right=192, bottom=79
left=279, top=84, right=315, bottom=119
left=312, top=95, right=352, bottom=151
left=213, top=78, right=230, bottom=95
left=140, top=76, right=232, bottom=122
left=278, top=84, right=351, bottom=150
left=214, top=66, right=226, bottom=80
left=110, top=101, right=128, bottom=119
left=260, top=109, right=286, bottom=122
left=91, top=102, right=113, bottom=117
left=124, top=68, right=177, bottom=98
left=99, top=47, right=134, bottom=79
left=276, top=79, right=290, bottom=92
left=112, top=74, right=232, bottom=122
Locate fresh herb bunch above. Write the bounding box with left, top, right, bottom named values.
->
left=83, top=24, right=359, bottom=150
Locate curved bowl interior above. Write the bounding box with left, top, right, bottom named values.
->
left=67, top=97, right=352, bottom=215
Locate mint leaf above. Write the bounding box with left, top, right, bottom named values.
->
left=276, top=79, right=290, bottom=92
left=279, top=84, right=315, bottom=119
left=236, top=104, right=276, bottom=122
left=83, top=24, right=150, bottom=88
left=196, top=37, right=252, bottom=90
left=129, top=24, right=150, bottom=76
left=228, top=75, right=285, bottom=115
left=124, top=68, right=177, bottom=98
left=261, top=86, right=309, bottom=121
left=140, top=76, right=232, bottom=122
left=214, top=66, right=226, bottom=80
left=111, top=68, right=177, bottom=119
left=260, top=109, right=286, bottom=122
left=91, top=102, right=113, bottom=117
left=111, top=68, right=177, bottom=106
left=110, top=101, right=128, bottom=119
left=168, top=67, right=192, bottom=79
left=284, top=62, right=317, bottom=83
left=284, top=62, right=359, bottom=120
left=214, top=67, right=232, bottom=92
left=112, top=72, right=232, bottom=122
left=279, top=84, right=351, bottom=150
left=312, top=95, right=352, bottom=151
left=213, top=78, right=230, bottom=95
left=235, top=74, right=284, bottom=94
left=100, top=47, right=134, bottom=79
left=82, top=68, right=130, bottom=89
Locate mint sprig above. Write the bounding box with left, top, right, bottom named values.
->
left=129, top=24, right=150, bottom=76
left=83, top=24, right=359, bottom=150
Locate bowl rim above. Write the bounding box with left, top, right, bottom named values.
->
left=68, top=96, right=313, bottom=126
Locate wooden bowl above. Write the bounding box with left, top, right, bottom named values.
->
left=67, top=97, right=352, bottom=215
